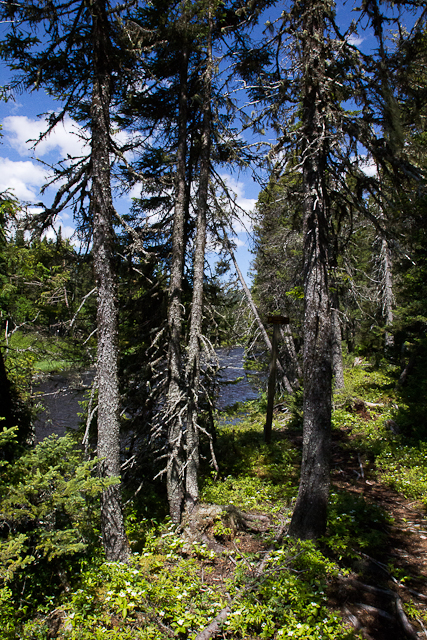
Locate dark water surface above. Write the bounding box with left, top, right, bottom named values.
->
left=33, top=347, right=263, bottom=441
left=33, top=370, right=95, bottom=443
left=215, top=346, right=263, bottom=409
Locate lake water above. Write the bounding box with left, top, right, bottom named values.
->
left=215, top=346, right=263, bottom=409
left=33, top=347, right=263, bottom=441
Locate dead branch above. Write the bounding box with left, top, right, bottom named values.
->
left=417, top=617, right=427, bottom=639
left=193, top=514, right=287, bottom=640
left=194, top=606, right=231, bottom=640
left=112, top=207, right=152, bottom=258
left=69, top=287, right=97, bottom=330
left=82, top=375, right=98, bottom=455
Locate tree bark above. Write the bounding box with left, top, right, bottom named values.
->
left=0, top=349, right=14, bottom=433
left=281, top=324, right=302, bottom=379
left=289, top=0, right=332, bottom=540
left=184, top=11, right=212, bottom=512
left=166, top=44, right=189, bottom=523
left=91, top=0, right=128, bottom=562
left=331, top=287, right=344, bottom=389
left=380, top=235, right=394, bottom=350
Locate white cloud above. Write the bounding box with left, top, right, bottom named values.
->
left=126, top=183, right=143, bottom=201
left=2, top=115, right=88, bottom=159
left=360, top=157, right=377, bottom=177
left=0, top=157, right=47, bottom=201
left=43, top=218, right=75, bottom=241
left=219, top=174, right=257, bottom=233
left=347, top=34, right=364, bottom=46
left=234, top=236, right=246, bottom=248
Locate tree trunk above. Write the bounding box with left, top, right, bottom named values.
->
left=289, top=0, right=332, bottom=541
left=380, top=235, right=394, bottom=350
left=280, top=324, right=302, bottom=381
left=331, top=288, right=344, bottom=389
left=91, top=0, right=128, bottom=562
left=184, top=12, right=212, bottom=512
left=166, top=45, right=189, bottom=523
left=0, top=349, right=14, bottom=433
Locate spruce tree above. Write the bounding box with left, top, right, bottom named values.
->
left=0, top=0, right=133, bottom=560
left=246, top=0, right=422, bottom=538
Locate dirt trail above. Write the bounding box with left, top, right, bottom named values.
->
left=329, top=455, right=427, bottom=639
left=202, top=413, right=427, bottom=640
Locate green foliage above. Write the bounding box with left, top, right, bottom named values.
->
left=5, top=532, right=358, bottom=640
left=200, top=407, right=298, bottom=512
left=287, top=386, right=304, bottom=430
left=56, top=552, right=228, bottom=639
left=334, top=366, right=397, bottom=405
left=0, top=433, right=116, bottom=632
left=225, top=540, right=354, bottom=639
left=0, top=237, right=77, bottom=328
left=376, top=443, right=427, bottom=504
left=7, top=332, right=77, bottom=373
left=324, top=492, right=391, bottom=561
left=202, top=473, right=292, bottom=512
left=392, top=338, right=427, bottom=439
left=332, top=365, right=427, bottom=503
left=212, top=513, right=233, bottom=539
left=4, top=344, right=37, bottom=400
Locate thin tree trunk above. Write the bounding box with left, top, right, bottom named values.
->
left=166, top=45, right=189, bottom=523
left=381, top=236, right=394, bottom=349
left=91, top=0, right=129, bottom=562
left=0, top=349, right=14, bottom=432
left=280, top=324, right=302, bottom=381
left=289, top=0, right=332, bottom=541
left=184, top=11, right=212, bottom=512
left=331, top=288, right=344, bottom=389
left=223, top=231, right=294, bottom=394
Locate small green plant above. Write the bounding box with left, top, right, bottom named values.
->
left=324, top=491, right=390, bottom=561
left=404, top=598, right=427, bottom=624
left=225, top=540, right=355, bottom=639
left=201, top=473, right=291, bottom=512
left=213, top=515, right=233, bottom=540
left=376, top=443, right=427, bottom=504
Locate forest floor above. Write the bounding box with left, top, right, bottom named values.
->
left=9, top=363, right=427, bottom=640
left=184, top=402, right=427, bottom=640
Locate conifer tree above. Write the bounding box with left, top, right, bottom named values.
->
left=0, top=0, right=133, bottom=560
left=246, top=0, right=421, bottom=538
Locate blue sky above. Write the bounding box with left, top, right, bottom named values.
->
left=0, top=87, right=258, bottom=279
left=0, top=0, right=419, bottom=281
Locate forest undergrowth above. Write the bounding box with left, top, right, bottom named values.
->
left=1, top=363, right=427, bottom=640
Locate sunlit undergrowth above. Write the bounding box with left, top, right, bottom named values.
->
left=4, top=363, right=427, bottom=638
left=324, top=491, right=391, bottom=561
left=9, top=534, right=356, bottom=640
left=376, top=443, right=427, bottom=504
left=332, top=364, right=427, bottom=503
left=200, top=403, right=299, bottom=513
left=7, top=331, right=83, bottom=374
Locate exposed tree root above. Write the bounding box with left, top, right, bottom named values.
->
left=338, top=574, right=421, bottom=639
left=355, top=602, right=394, bottom=621
left=194, top=605, right=232, bottom=640
left=394, top=595, right=419, bottom=640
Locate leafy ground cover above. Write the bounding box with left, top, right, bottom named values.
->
left=1, top=364, right=427, bottom=639
left=7, top=332, right=82, bottom=375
